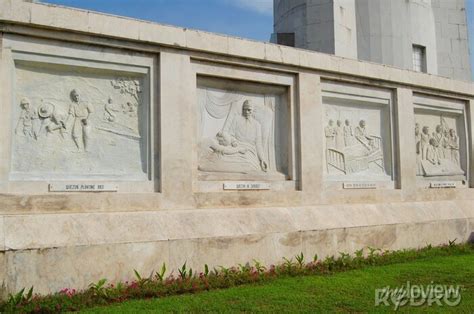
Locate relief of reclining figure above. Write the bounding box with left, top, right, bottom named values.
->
left=325, top=118, right=384, bottom=175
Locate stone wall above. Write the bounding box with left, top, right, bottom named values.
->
left=432, top=0, right=472, bottom=80
left=0, top=0, right=473, bottom=297
left=273, top=0, right=472, bottom=81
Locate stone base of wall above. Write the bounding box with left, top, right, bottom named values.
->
left=1, top=201, right=472, bottom=297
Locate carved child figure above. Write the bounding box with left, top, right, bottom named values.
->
left=67, top=89, right=93, bottom=152
left=210, top=132, right=247, bottom=155
left=104, top=97, right=118, bottom=122
left=15, top=98, right=37, bottom=138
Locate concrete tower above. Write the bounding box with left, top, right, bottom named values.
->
left=272, top=0, right=472, bottom=81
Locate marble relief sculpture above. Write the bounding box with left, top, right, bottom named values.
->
left=415, top=116, right=464, bottom=177
left=325, top=118, right=384, bottom=175
left=197, top=85, right=288, bottom=179
left=12, top=62, right=148, bottom=180
left=199, top=100, right=270, bottom=174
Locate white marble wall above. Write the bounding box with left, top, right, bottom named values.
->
left=0, top=0, right=473, bottom=298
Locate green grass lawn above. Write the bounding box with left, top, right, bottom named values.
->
left=83, top=253, right=474, bottom=313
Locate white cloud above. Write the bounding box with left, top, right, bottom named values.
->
left=229, top=0, right=273, bottom=15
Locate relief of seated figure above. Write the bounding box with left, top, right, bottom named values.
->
left=415, top=117, right=465, bottom=177
left=228, top=100, right=268, bottom=172
left=199, top=100, right=270, bottom=174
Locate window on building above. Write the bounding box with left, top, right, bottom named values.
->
left=412, top=45, right=426, bottom=73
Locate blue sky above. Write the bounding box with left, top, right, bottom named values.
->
left=43, top=0, right=274, bottom=41
left=44, top=0, right=474, bottom=79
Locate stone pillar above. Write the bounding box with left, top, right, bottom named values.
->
left=469, top=99, right=474, bottom=188
left=159, top=51, right=195, bottom=208
left=299, top=72, right=323, bottom=203
left=0, top=33, right=12, bottom=192
left=394, top=87, right=417, bottom=197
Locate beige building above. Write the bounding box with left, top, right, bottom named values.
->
left=272, top=0, right=472, bottom=81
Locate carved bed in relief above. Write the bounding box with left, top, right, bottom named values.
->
left=326, top=134, right=384, bottom=175
left=322, top=82, right=394, bottom=183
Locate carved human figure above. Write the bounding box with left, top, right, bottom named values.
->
left=123, top=102, right=137, bottom=117
left=432, top=125, right=444, bottom=158
left=44, top=108, right=67, bottom=138
left=448, top=129, right=460, bottom=166
left=354, top=120, right=373, bottom=151
left=426, top=138, right=441, bottom=165
left=325, top=120, right=336, bottom=149
left=420, top=126, right=430, bottom=160
left=441, top=129, right=450, bottom=160
left=415, top=123, right=421, bottom=154
left=15, top=98, right=37, bottom=138
left=199, top=131, right=259, bottom=174
left=36, top=103, right=57, bottom=138
left=210, top=132, right=248, bottom=155
left=228, top=100, right=268, bottom=172
left=67, top=89, right=93, bottom=152
left=104, top=97, right=118, bottom=122
left=343, top=119, right=353, bottom=147
left=335, top=120, right=344, bottom=150
left=415, top=123, right=423, bottom=175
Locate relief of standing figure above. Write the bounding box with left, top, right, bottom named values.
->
left=415, top=123, right=423, bottom=175
left=420, top=126, right=430, bottom=160
left=343, top=119, right=353, bottom=147
left=66, top=89, right=93, bottom=152
left=335, top=120, right=344, bottom=150
left=325, top=120, right=336, bottom=149
left=448, top=129, right=460, bottom=166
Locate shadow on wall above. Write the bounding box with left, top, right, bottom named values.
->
left=469, top=232, right=474, bottom=244
left=467, top=232, right=474, bottom=244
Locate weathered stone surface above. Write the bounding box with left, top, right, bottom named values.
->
left=0, top=0, right=473, bottom=298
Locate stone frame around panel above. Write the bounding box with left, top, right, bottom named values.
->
left=191, top=60, right=298, bottom=192
left=413, top=93, right=469, bottom=187
left=321, top=81, right=396, bottom=189
left=1, top=35, right=158, bottom=194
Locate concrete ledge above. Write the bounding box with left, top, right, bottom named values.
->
left=0, top=215, right=471, bottom=296
left=0, top=201, right=472, bottom=295
left=2, top=200, right=473, bottom=251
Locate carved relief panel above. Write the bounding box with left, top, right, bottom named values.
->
left=414, top=94, right=468, bottom=182
left=11, top=57, right=150, bottom=181
left=197, top=77, right=290, bottom=181
left=322, top=82, right=394, bottom=184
